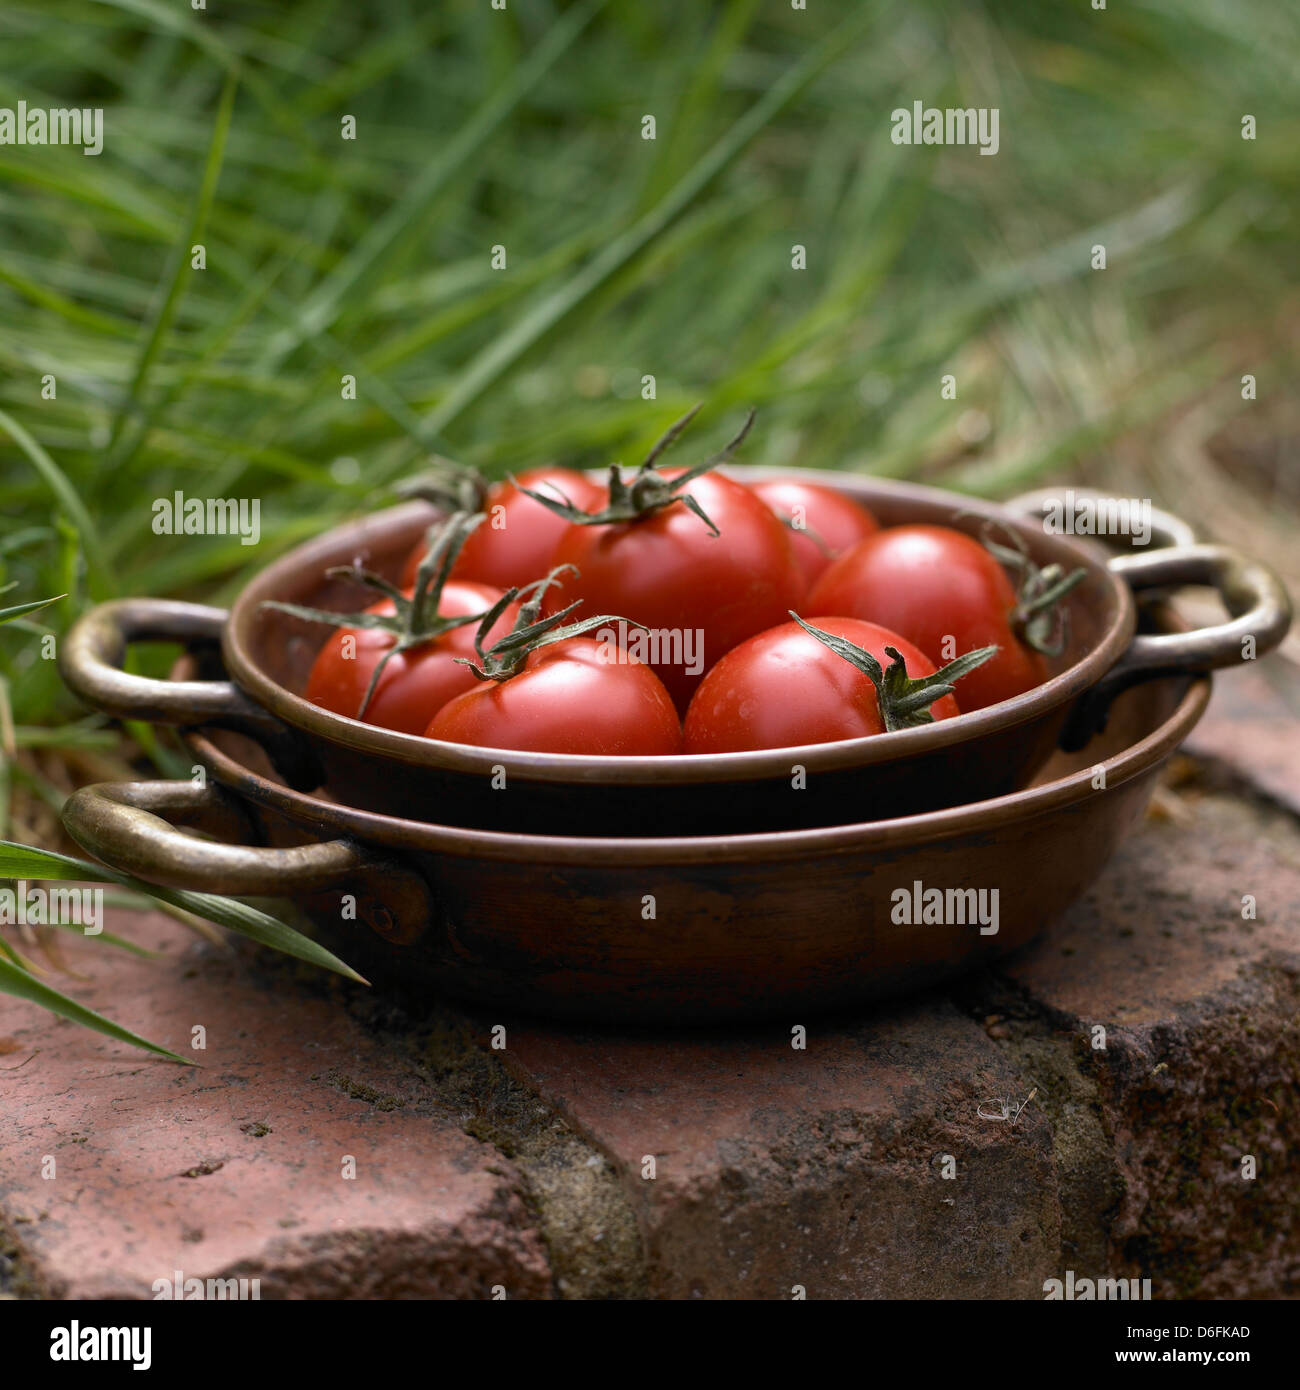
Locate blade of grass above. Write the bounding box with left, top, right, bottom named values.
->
left=0, top=594, right=65, bottom=624
left=0, top=957, right=187, bottom=1061
left=258, top=0, right=611, bottom=367
left=105, top=70, right=238, bottom=465
left=0, top=408, right=108, bottom=587
left=0, top=257, right=138, bottom=338
left=0, top=840, right=367, bottom=983
left=393, top=3, right=879, bottom=468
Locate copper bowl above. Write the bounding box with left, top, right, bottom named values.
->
left=63, top=654, right=1209, bottom=1024
left=60, top=477, right=1288, bottom=835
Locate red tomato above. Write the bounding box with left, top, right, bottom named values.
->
left=807, top=524, right=1046, bottom=712
left=748, top=478, right=879, bottom=589
left=542, top=471, right=805, bottom=712
left=427, top=637, right=682, bottom=755
left=304, top=582, right=518, bottom=735
left=401, top=467, right=606, bottom=592
left=683, top=617, right=961, bottom=753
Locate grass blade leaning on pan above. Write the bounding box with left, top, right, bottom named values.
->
left=0, top=840, right=368, bottom=1061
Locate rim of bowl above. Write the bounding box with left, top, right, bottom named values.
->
left=223, top=468, right=1137, bottom=788
left=185, top=670, right=1210, bottom=865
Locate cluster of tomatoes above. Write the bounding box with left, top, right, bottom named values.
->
left=274, top=411, right=1077, bottom=757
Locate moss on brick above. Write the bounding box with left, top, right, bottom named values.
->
left=0, top=1219, right=47, bottom=1300
left=419, top=1015, right=647, bottom=1300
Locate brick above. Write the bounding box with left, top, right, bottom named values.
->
left=0, top=911, right=551, bottom=1299
left=499, top=777, right=1299, bottom=1299
left=502, top=1003, right=1058, bottom=1299
left=1001, top=786, right=1300, bottom=1298
left=1185, top=662, right=1300, bottom=816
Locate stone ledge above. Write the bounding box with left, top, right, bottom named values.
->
left=2, top=675, right=1297, bottom=1299
left=0, top=917, right=553, bottom=1300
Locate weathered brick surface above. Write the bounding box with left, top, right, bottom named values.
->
left=501, top=1003, right=1058, bottom=1299
left=1001, top=781, right=1300, bottom=1299
left=0, top=914, right=553, bottom=1299
left=498, top=676, right=1300, bottom=1300
left=2, top=674, right=1297, bottom=1300
left=1185, top=660, right=1300, bottom=816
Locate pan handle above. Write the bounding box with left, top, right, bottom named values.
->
left=59, top=599, right=319, bottom=789
left=1106, top=543, right=1291, bottom=680
left=1004, top=489, right=1291, bottom=748
left=62, top=779, right=431, bottom=947
left=1059, top=541, right=1291, bottom=749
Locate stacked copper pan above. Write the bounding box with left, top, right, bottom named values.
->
left=59, top=473, right=1291, bottom=1023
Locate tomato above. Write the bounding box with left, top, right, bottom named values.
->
left=683, top=616, right=975, bottom=753
left=807, top=524, right=1048, bottom=712
left=427, top=637, right=681, bottom=755
left=401, top=466, right=606, bottom=592
left=748, top=478, right=879, bottom=589
left=542, top=470, right=805, bottom=711
left=304, top=582, right=518, bottom=735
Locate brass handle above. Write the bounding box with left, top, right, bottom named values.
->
left=62, top=779, right=432, bottom=946
left=1003, top=489, right=1292, bottom=748
left=1106, top=543, right=1291, bottom=681
left=1003, top=489, right=1293, bottom=662
left=1056, top=541, right=1293, bottom=748
left=60, top=599, right=319, bottom=789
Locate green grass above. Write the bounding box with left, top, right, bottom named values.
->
left=0, top=0, right=1296, bottom=1051
left=0, top=838, right=365, bottom=1057
left=1, top=0, right=1297, bottom=731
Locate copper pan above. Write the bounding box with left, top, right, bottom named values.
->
left=63, top=647, right=1210, bottom=1024
left=59, top=479, right=1289, bottom=836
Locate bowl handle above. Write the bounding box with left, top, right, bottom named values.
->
left=1060, top=541, right=1292, bottom=747
left=1003, top=490, right=1292, bottom=749
left=1105, top=543, right=1292, bottom=682
left=59, top=598, right=320, bottom=789
left=62, top=779, right=432, bottom=947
